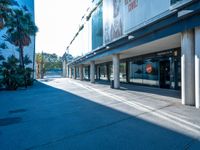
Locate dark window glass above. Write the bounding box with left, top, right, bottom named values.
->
left=129, top=57, right=159, bottom=86
left=76, top=67, right=80, bottom=78
left=92, top=3, right=103, bottom=50
left=120, top=62, right=126, bottom=82
left=84, top=66, right=89, bottom=79
left=143, top=58, right=159, bottom=86
left=109, top=64, right=113, bottom=80
left=171, top=0, right=183, bottom=5
left=99, top=64, right=107, bottom=80
left=129, top=58, right=143, bottom=84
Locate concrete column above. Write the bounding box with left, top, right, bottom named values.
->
left=90, top=61, right=95, bottom=83
left=112, top=54, right=120, bottom=89
left=62, top=60, right=66, bottom=77
left=70, top=67, right=73, bottom=78
left=181, top=29, right=195, bottom=106
left=74, top=66, right=76, bottom=79
left=79, top=65, right=84, bottom=81
left=69, top=67, right=72, bottom=78
left=68, top=67, right=70, bottom=78
left=195, top=27, right=200, bottom=108
left=66, top=65, right=69, bottom=78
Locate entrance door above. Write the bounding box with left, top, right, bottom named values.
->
left=160, top=60, right=170, bottom=88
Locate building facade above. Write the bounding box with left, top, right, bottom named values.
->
left=0, top=0, right=36, bottom=71
left=63, top=0, right=200, bottom=108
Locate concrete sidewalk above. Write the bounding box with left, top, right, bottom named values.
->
left=0, top=78, right=200, bottom=150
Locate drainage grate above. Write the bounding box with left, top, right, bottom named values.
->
left=0, top=117, right=22, bottom=126
left=9, top=109, right=27, bottom=114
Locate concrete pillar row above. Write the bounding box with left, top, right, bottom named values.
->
left=195, top=27, right=200, bottom=109
left=90, top=61, right=95, bottom=83
left=181, top=29, right=195, bottom=106
left=79, top=65, right=84, bottom=81
left=112, top=54, right=120, bottom=89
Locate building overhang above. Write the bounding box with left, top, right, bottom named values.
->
left=68, top=0, right=200, bottom=67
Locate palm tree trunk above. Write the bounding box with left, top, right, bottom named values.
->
left=19, top=45, right=27, bottom=88
left=19, top=45, right=24, bottom=68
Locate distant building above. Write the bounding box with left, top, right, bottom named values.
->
left=62, top=52, right=73, bottom=77
left=64, top=0, right=200, bottom=108
left=0, top=0, right=36, bottom=71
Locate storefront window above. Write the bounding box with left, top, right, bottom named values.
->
left=129, top=58, right=143, bottom=84
left=129, top=57, right=159, bottom=86
left=109, top=64, right=113, bottom=80
left=143, top=58, right=159, bottom=86
left=76, top=67, right=80, bottom=78
left=83, top=66, right=89, bottom=80
left=95, top=49, right=180, bottom=90
left=120, top=62, right=126, bottom=82
left=99, top=64, right=108, bottom=80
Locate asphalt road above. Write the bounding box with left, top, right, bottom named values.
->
left=0, top=78, right=200, bottom=150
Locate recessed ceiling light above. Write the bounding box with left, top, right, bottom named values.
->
left=106, top=46, right=110, bottom=49
left=128, top=35, right=135, bottom=40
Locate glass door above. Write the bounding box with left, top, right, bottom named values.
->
left=159, top=60, right=170, bottom=88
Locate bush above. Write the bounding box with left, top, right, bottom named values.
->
left=25, top=67, right=34, bottom=86
left=1, top=55, right=34, bottom=90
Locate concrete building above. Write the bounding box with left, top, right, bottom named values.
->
left=64, top=0, right=200, bottom=108
left=0, top=0, right=36, bottom=72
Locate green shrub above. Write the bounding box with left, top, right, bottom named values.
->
left=1, top=55, right=34, bottom=90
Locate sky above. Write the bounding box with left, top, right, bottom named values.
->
left=35, top=0, right=91, bottom=56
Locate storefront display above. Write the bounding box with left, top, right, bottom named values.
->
left=94, top=48, right=181, bottom=90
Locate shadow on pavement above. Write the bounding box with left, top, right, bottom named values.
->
left=0, top=81, right=198, bottom=150
left=93, top=80, right=181, bottom=99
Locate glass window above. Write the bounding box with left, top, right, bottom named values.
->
left=99, top=64, right=108, bottom=80
left=177, top=60, right=181, bottom=89
left=129, top=58, right=143, bottom=84
left=109, top=64, right=113, bottom=80
left=120, top=62, right=127, bottom=82
left=76, top=67, right=80, bottom=78
left=142, top=58, right=159, bottom=86
left=83, top=66, right=89, bottom=80
left=129, top=57, right=159, bottom=86
left=171, top=0, right=183, bottom=5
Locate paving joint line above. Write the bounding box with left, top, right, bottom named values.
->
left=27, top=116, right=132, bottom=150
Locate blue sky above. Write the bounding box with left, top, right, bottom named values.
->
left=35, top=0, right=91, bottom=56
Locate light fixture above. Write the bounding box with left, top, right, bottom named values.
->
left=178, top=10, right=193, bottom=18
left=128, top=35, right=135, bottom=40
left=106, top=46, right=110, bottom=49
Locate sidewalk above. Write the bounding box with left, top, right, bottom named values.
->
left=0, top=77, right=200, bottom=150
left=45, top=78, right=200, bottom=148
left=62, top=79, right=200, bottom=134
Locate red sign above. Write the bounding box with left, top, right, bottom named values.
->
left=146, top=64, right=153, bottom=73
left=125, top=0, right=138, bottom=12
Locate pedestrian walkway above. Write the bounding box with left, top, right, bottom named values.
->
left=0, top=77, right=200, bottom=150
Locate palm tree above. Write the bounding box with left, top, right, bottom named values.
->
left=3, top=8, right=38, bottom=88
left=36, top=53, right=44, bottom=79
left=4, top=8, right=38, bottom=68
left=0, top=0, right=18, bottom=29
